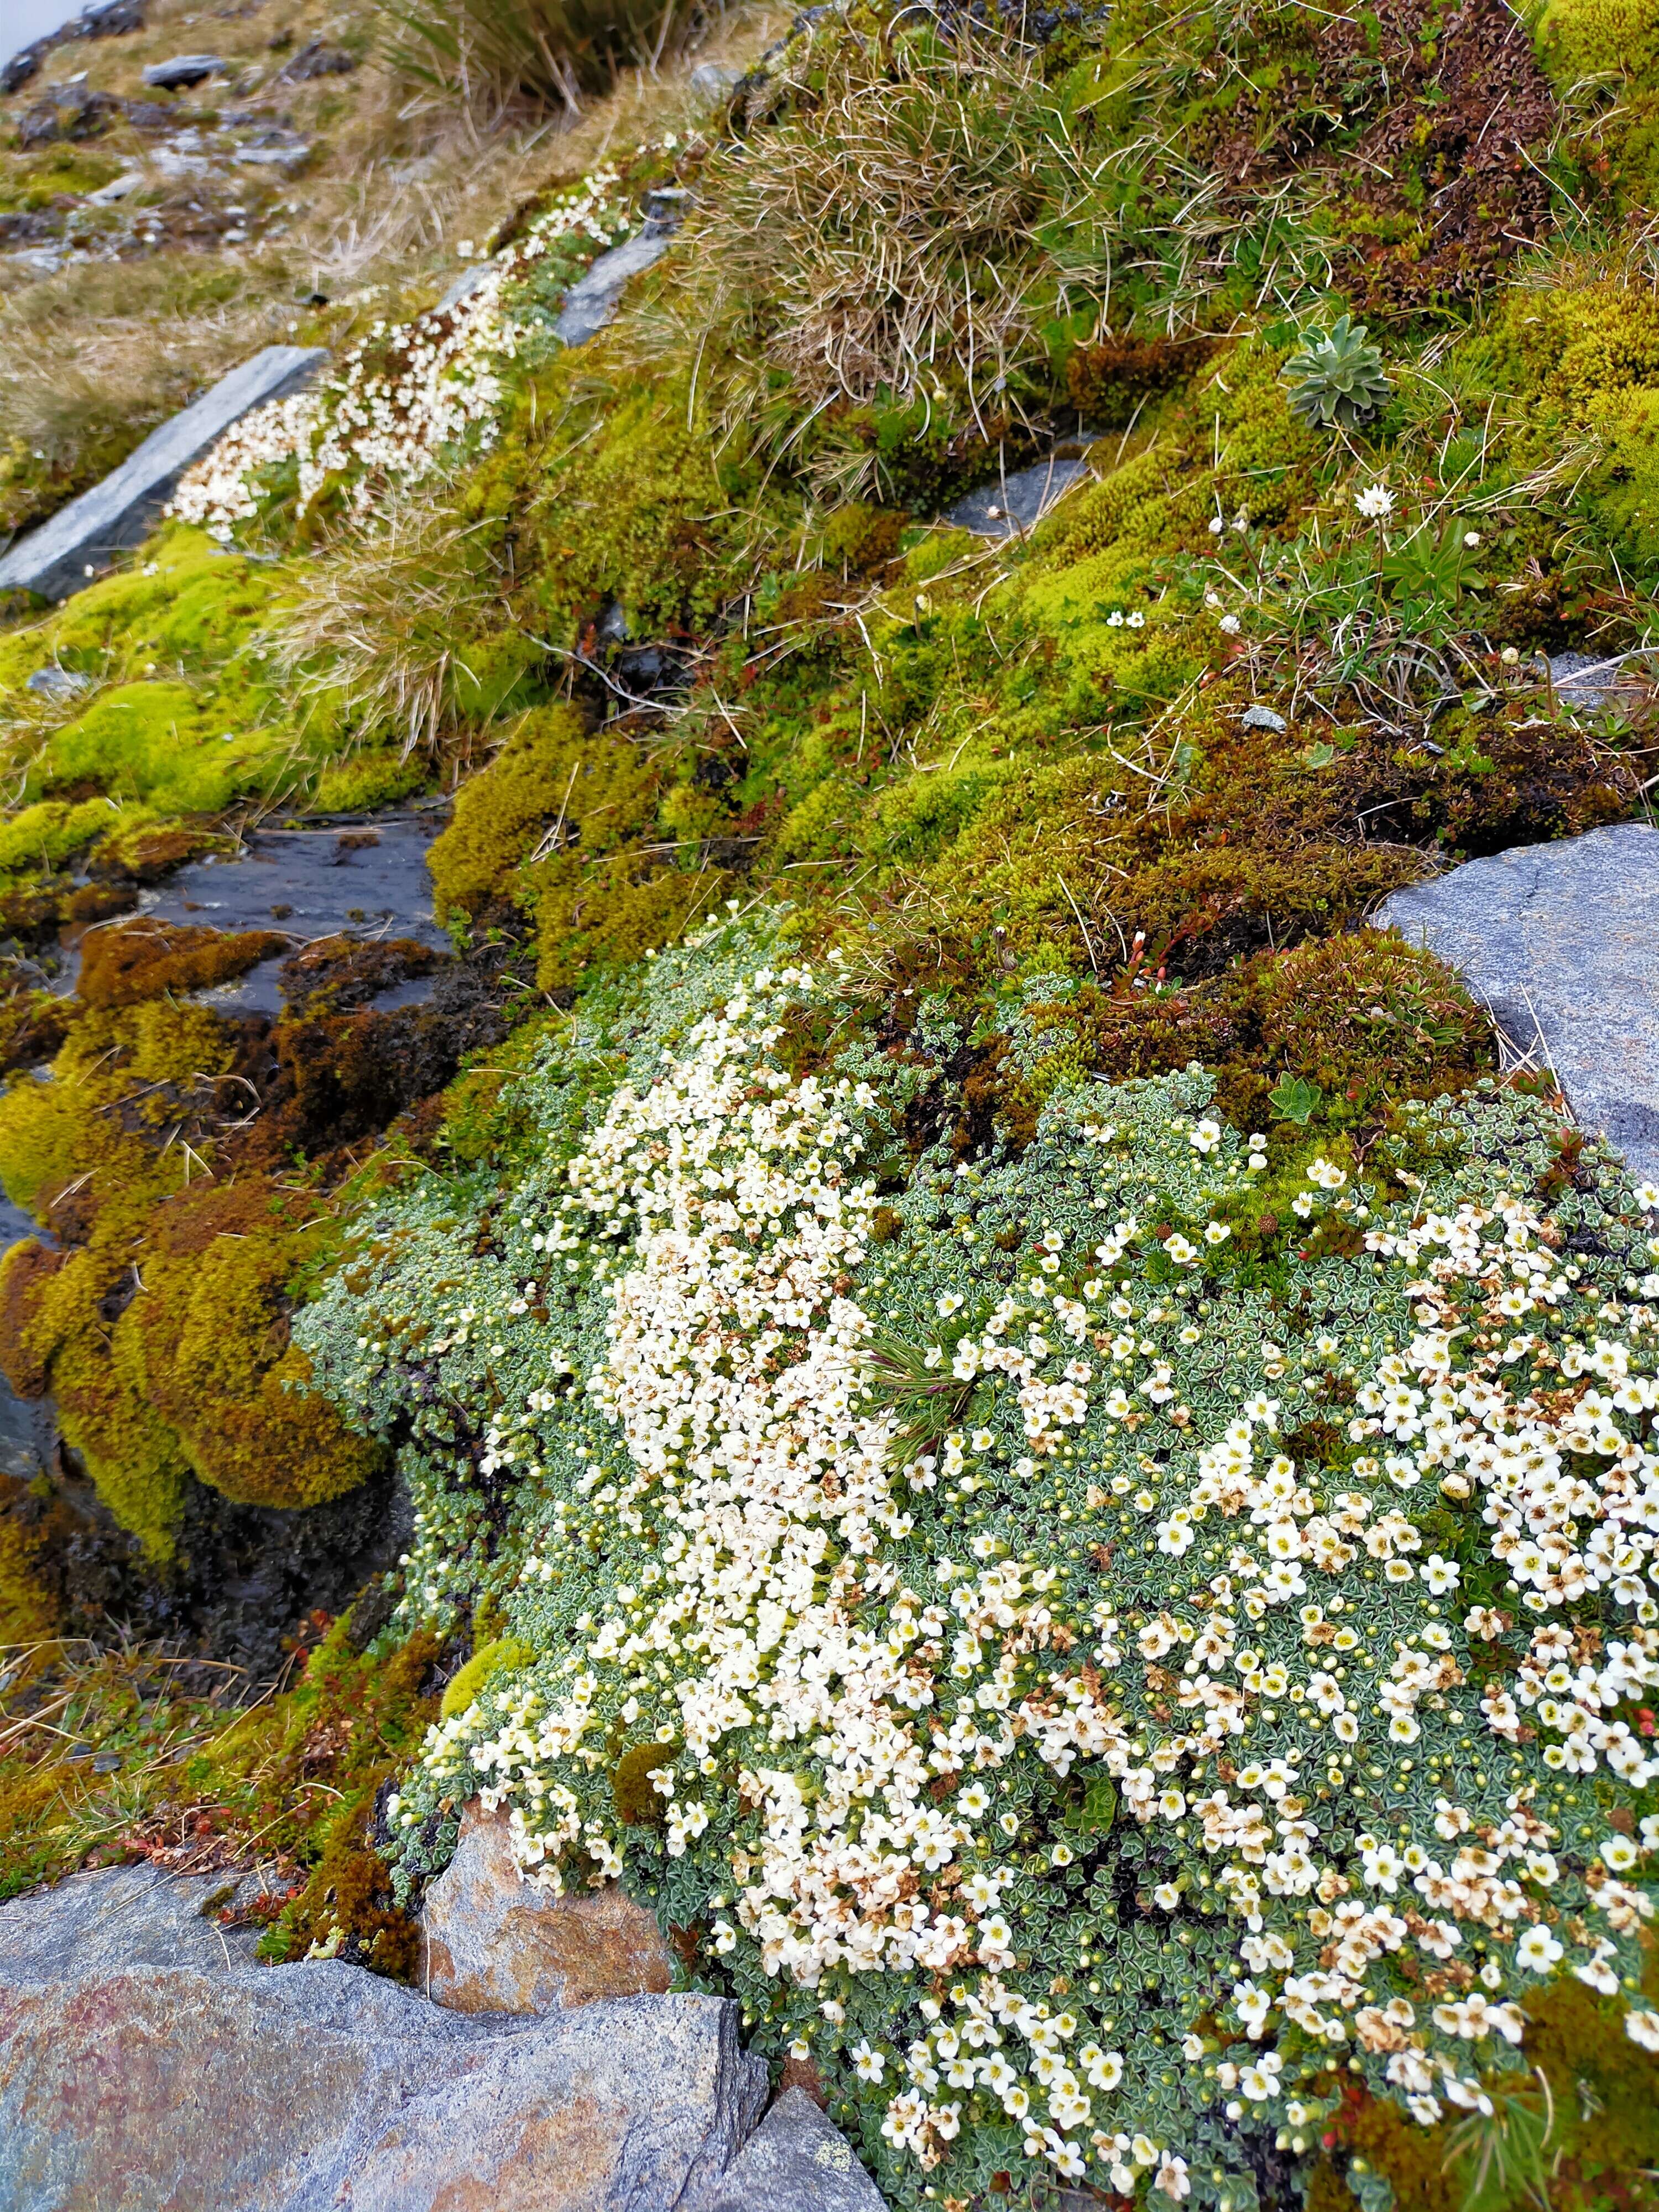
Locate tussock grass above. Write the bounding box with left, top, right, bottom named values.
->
left=377, top=0, right=721, bottom=116
left=669, top=19, right=1109, bottom=494
left=273, top=494, right=516, bottom=761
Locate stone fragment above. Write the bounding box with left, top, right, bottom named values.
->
left=1240, top=703, right=1287, bottom=732
left=0, top=345, right=325, bottom=604
left=1547, top=648, right=1652, bottom=714
left=692, top=2087, right=888, bottom=2212
left=554, top=229, right=674, bottom=347
left=1378, top=821, right=1659, bottom=1183
left=141, top=51, right=224, bottom=87
left=0, top=1866, right=768, bottom=2212
left=25, top=667, right=89, bottom=700
left=688, top=60, right=742, bottom=101
left=274, top=38, right=357, bottom=81
left=420, top=1799, right=675, bottom=2013
left=943, top=456, right=1091, bottom=539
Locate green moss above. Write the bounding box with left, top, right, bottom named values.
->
left=312, top=748, right=435, bottom=812
left=27, top=681, right=278, bottom=813
left=0, top=798, right=113, bottom=877
left=426, top=704, right=591, bottom=922
left=439, top=1635, right=533, bottom=1719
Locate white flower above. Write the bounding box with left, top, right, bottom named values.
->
left=1515, top=1926, right=1562, bottom=1972
left=1355, top=483, right=1394, bottom=519
left=1218, top=613, right=1240, bottom=634
left=1626, top=2010, right=1659, bottom=2052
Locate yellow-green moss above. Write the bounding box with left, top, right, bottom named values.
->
left=439, top=1635, right=533, bottom=1719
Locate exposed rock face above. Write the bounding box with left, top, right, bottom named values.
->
left=554, top=229, right=674, bottom=347
left=0, top=1869, right=768, bottom=2212
left=0, top=1863, right=265, bottom=1979
left=693, top=2086, right=888, bottom=2212
left=0, top=346, right=326, bottom=603
left=943, top=456, right=1091, bottom=538
left=420, top=1800, right=675, bottom=2013
left=140, top=52, right=225, bottom=87
left=1378, top=821, right=1659, bottom=1183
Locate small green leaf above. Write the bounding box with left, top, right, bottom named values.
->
left=1269, top=1074, right=1324, bottom=1124
left=1302, top=740, right=1336, bottom=769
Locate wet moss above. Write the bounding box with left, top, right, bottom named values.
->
left=77, top=920, right=290, bottom=1009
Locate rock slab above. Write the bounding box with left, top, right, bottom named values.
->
left=421, top=1799, right=676, bottom=2013
left=943, top=455, right=1091, bottom=539
left=693, top=2087, right=888, bottom=2212
left=1378, top=821, right=1659, bottom=1184
left=554, top=229, right=673, bottom=347
left=0, top=1870, right=768, bottom=2212
left=0, top=345, right=326, bottom=603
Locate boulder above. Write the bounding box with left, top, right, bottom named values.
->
left=420, top=1799, right=675, bottom=2013
left=0, top=345, right=325, bottom=604
left=0, top=1863, right=265, bottom=1979
left=693, top=2087, right=887, bottom=2212
left=0, top=1868, right=768, bottom=2212
left=140, top=52, right=224, bottom=88
left=943, top=456, right=1091, bottom=539
left=1378, top=821, right=1659, bottom=1183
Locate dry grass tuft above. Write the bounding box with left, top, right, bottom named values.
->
left=273, top=493, right=515, bottom=760
left=666, top=19, right=1110, bottom=490
left=377, top=0, right=721, bottom=116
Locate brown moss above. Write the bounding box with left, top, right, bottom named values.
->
left=612, top=1738, right=680, bottom=1828
left=1066, top=334, right=1218, bottom=426
left=77, top=921, right=290, bottom=1010
left=0, top=1239, right=64, bottom=1401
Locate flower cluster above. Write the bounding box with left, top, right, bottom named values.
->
left=301, top=925, right=1659, bottom=2211
left=168, top=162, right=639, bottom=538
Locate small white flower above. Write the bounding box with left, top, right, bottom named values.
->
left=1355, top=483, right=1394, bottom=520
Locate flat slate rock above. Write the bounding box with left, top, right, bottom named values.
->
left=1378, top=821, right=1659, bottom=1184
left=943, top=456, right=1091, bottom=539
left=693, top=2087, right=886, bottom=2212
left=140, top=51, right=223, bottom=87
left=0, top=345, right=325, bottom=603
left=554, top=229, right=673, bottom=347
left=0, top=1863, right=265, bottom=1980
left=0, top=1864, right=768, bottom=2212
left=420, top=1799, right=675, bottom=2015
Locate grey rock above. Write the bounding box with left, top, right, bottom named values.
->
left=274, top=39, right=357, bottom=82
left=693, top=2088, right=886, bottom=2212
left=1547, top=648, right=1652, bottom=714
left=437, top=262, right=491, bottom=313
left=25, top=667, right=88, bottom=700
left=0, top=344, right=325, bottom=603
left=943, top=456, right=1091, bottom=539
left=85, top=169, right=144, bottom=202
left=688, top=60, right=742, bottom=101
left=1240, top=703, right=1287, bottom=733
left=0, top=1863, right=266, bottom=1979
left=1378, top=821, right=1659, bottom=1184
left=0, top=1865, right=769, bottom=2212
left=554, top=229, right=673, bottom=347
left=141, top=51, right=223, bottom=87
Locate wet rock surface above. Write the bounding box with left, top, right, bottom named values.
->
left=0, top=1864, right=773, bottom=2212
left=124, top=808, right=452, bottom=1015
left=1378, top=820, right=1659, bottom=1183
left=943, top=455, right=1092, bottom=538
left=554, top=223, right=677, bottom=347
left=420, top=1802, right=675, bottom=2015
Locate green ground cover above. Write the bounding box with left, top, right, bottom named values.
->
left=3, top=0, right=1659, bottom=2201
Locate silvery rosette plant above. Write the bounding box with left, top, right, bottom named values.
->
left=301, top=916, right=1659, bottom=2212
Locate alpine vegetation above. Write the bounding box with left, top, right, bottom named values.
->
left=301, top=916, right=1659, bottom=2211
